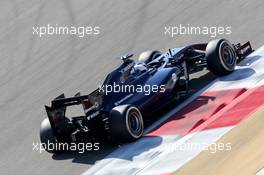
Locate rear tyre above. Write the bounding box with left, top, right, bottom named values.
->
left=109, top=105, right=144, bottom=142
left=40, top=118, right=66, bottom=153
left=206, top=39, right=237, bottom=76
left=138, top=50, right=161, bottom=64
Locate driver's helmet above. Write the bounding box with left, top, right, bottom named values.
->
left=130, top=62, right=148, bottom=76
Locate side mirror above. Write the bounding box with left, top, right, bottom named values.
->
left=120, top=53, right=134, bottom=63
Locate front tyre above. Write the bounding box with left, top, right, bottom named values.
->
left=206, top=39, right=237, bottom=76
left=109, top=105, right=144, bottom=142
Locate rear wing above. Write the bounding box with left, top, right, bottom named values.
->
left=50, top=89, right=102, bottom=110
left=45, top=89, right=102, bottom=137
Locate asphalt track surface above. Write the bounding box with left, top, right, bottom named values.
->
left=0, top=0, right=264, bottom=175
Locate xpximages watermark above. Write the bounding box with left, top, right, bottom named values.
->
left=32, top=24, right=100, bottom=37
left=32, top=141, right=100, bottom=153
left=161, top=141, right=232, bottom=154
left=98, top=82, right=166, bottom=96
left=164, top=24, right=232, bottom=38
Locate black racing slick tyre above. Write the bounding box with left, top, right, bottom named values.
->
left=40, top=118, right=65, bottom=153
left=206, top=39, right=237, bottom=76
left=109, top=105, right=144, bottom=142
left=138, top=50, right=162, bottom=64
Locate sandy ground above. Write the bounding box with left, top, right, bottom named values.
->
left=174, top=106, right=264, bottom=175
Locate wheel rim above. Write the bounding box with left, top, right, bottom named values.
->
left=127, top=107, right=143, bottom=138
left=220, top=43, right=236, bottom=70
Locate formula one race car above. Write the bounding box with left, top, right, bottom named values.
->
left=40, top=39, right=253, bottom=153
